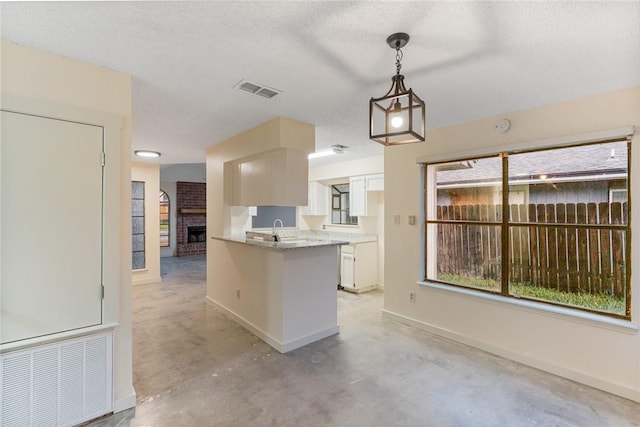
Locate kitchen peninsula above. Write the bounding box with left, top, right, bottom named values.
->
left=210, top=234, right=347, bottom=352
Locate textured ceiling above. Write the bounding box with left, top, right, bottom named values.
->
left=1, top=1, right=639, bottom=165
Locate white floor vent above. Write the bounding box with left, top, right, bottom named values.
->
left=1, top=331, right=113, bottom=427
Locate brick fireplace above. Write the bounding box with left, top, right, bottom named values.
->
left=176, top=181, right=206, bottom=257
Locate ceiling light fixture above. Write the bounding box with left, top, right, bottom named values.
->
left=308, top=146, right=345, bottom=160
left=370, top=32, right=425, bottom=146
left=134, top=150, right=161, bottom=158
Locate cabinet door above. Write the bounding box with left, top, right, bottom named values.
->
left=340, top=250, right=355, bottom=289
left=366, top=173, right=384, bottom=192
left=239, top=154, right=270, bottom=205
left=349, top=176, right=366, bottom=216
left=309, top=181, right=329, bottom=215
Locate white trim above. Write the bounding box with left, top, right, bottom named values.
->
left=382, top=309, right=640, bottom=402
left=416, top=126, right=636, bottom=164
left=0, top=323, right=119, bottom=354
left=113, top=391, right=136, bottom=413
left=1, top=93, right=123, bottom=130
left=418, top=280, right=638, bottom=333
left=280, top=327, right=340, bottom=353
left=132, top=275, right=161, bottom=286
left=206, top=296, right=339, bottom=353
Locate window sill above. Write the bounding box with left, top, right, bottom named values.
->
left=417, top=280, right=638, bottom=334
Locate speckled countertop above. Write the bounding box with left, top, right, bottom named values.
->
left=279, top=230, right=378, bottom=244
left=211, top=230, right=377, bottom=251
left=211, top=235, right=348, bottom=251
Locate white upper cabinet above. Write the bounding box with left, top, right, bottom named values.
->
left=349, top=175, right=378, bottom=216
left=232, top=148, right=308, bottom=206
left=366, top=173, right=384, bottom=192
left=300, top=181, right=329, bottom=215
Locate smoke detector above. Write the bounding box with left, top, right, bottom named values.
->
left=234, top=79, right=281, bottom=99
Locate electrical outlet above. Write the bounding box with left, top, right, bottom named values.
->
left=409, top=292, right=416, bottom=302
left=394, top=215, right=400, bottom=225
left=236, top=289, right=241, bottom=299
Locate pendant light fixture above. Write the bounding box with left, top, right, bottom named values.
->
left=370, top=32, right=425, bottom=146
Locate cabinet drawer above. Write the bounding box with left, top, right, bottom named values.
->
left=341, top=244, right=355, bottom=254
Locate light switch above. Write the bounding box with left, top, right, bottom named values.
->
left=408, top=215, right=416, bottom=225
left=393, top=215, right=400, bottom=225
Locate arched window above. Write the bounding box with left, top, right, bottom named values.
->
left=159, top=190, right=170, bottom=247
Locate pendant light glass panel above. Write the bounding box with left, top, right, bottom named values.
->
left=370, top=89, right=425, bottom=146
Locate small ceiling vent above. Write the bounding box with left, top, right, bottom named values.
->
left=234, top=79, right=281, bottom=99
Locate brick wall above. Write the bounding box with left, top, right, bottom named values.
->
left=176, top=181, right=206, bottom=257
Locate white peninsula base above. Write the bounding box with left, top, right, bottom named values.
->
left=208, top=238, right=343, bottom=353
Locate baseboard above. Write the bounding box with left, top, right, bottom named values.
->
left=280, top=326, right=339, bottom=353
left=382, top=309, right=640, bottom=403
left=376, top=283, right=384, bottom=291
left=206, top=296, right=339, bottom=353
left=132, top=275, right=161, bottom=286
left=113, top=391, right=136, bottom=412
left=342, top=284, right=377, bottom=294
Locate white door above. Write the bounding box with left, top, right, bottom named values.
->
left=1, top=111, right=104, bottom=344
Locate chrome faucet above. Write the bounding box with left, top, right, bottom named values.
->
left=271, top=218, right=284, bottom=242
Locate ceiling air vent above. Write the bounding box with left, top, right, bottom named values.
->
left=235, top=79, right=281, bottom=99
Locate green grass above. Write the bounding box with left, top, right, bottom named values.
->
left=437, top=273, right=624, bottom=315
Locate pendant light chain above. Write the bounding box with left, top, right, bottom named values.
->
left=395, top=45, right=403, bottom=76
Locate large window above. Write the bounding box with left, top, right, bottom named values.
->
left=424, top=140, right=630, bottom=318
left=160, top=190, right=170, bottom=247
left=331, top=184, right=358, bottom=225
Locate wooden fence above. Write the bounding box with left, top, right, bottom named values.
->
left=435, top=202, right=627, bottom=296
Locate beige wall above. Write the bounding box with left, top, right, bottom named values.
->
left=1, top=41, right=135, bottom=411
left=132, top=162, right=161, bottom=284
left=384, top=86, right=640, bottom=401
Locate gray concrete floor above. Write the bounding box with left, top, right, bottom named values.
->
left=88, top=255, right=640, bottom=427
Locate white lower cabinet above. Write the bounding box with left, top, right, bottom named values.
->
left=340, top=242, right=378, bottom=293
